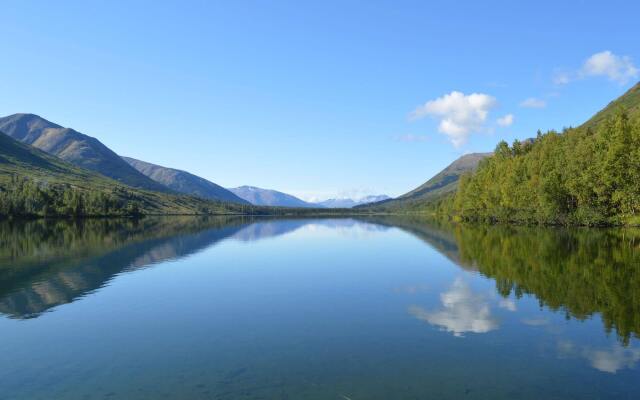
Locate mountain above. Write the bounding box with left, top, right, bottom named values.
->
left=0, top=131, right=252, bottom=216
left=360, top=153, right=490, bottom=210
left=582, top=81, right=640, bottom=129
left=0, top=130, right=106, bottom=187
left=316, top=195, right=391, bottom=208
left=122, top=157, right=249, bottom=204
left=229, top=186, right=316, bottom=207
left=400, top=153, right=491, bottom=201
left=0, top=113, right=169, bottom=192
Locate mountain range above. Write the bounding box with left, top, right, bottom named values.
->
left=315, top=195, right=391, bottom=208
left=5, top=82, right=638, bottom=217
left=0, top=113, right=391, bottom=211
left=228, top=186, right=391, bottom=208
left=0, top=113, right=253, bottom=204
left=121, top=157, right=248, bottom=204
left=0, top=130, right=250, bottom=215
left=228, top=186, right=316, bottom=208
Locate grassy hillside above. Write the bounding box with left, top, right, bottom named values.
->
left=581, top=82, right=640, bottom=129
left=122, top=156, right=249, bottom=204
left=0, top=114, right=170, bottom=192
left=400, top=152, right=490, bottom=200
left=358, top=153, right=489, bottom=212
left=0, top=132, right=256, bottom=216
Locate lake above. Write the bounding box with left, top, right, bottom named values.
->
left=0, top=216, right=638, bottom=399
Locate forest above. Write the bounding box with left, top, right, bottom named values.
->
left=452, top=109, right=640, bottom=225
left=0, top=175, right=146, bottom=217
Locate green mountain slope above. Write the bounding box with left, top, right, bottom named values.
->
left=360, top=152, right=490, bottom=211
left=122, top=156, right=249, bottom=204
left=0, top=130, right=117, bottom=189
left=0, top=114, right=169, bottom=192
left=400, top=152, right=491, bottom=200
left=0, top=132, right=251, bottom=216
left=582, top=82, right=640, bottom=129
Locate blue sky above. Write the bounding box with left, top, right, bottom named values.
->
left=2, top=1, right=639, bottom=200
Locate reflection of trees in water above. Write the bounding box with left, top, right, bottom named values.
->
left=2, top=216, right=639, bottom=345
left=369, top=216, right=640, bottom=345
left=454, top=225, right=640, bottom=345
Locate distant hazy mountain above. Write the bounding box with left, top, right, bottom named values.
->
left=0, top=113, right=168, bottom=192
left=229, top=186, right=316, bottom=207
left=122, top=157, right=249, bottom=204
left=360, top=153, right=490, bottom=210
left=316, top=195, right=391, bottom=208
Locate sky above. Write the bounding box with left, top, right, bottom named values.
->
left=1, top=1, right=639, bottom=201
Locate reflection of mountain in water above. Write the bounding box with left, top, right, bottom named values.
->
left=2, top=216, right=639, bottom=345
left=0, top=217, right=354, bottom=319
left=357, top=215, right=471, bottom=268
left=0, top=217, right=244, bottom=318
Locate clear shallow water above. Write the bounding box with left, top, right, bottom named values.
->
left=0, top=216, right=638, bottom=399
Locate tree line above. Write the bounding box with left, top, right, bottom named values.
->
left=452, top=109, right=640, bottom=225
left=0, top=175, right=144, bottom=217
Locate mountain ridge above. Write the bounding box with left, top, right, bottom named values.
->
left=122, top=156, right=249, bottom=204
left=229, top=186, right=316, bottom=208
left=0, top=113, right=170, bottom=192
left=360, top=152, right=491, bottom=210
left=0, top=131, right=254, bottom=216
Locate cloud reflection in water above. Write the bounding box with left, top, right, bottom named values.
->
left=409, top=278, right=499, bottom=337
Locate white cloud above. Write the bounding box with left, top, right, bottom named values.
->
left=410, top=91, right=497, bottom=147
left=580, top=51, right=639, bottom=84
left=409, top=278, right=499, bottom=337
left=520, top=97, right=547, bottom=108
left=496, top=114, right=514, bottom=127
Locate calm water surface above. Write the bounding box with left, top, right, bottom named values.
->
left=0, top=216, right=638, bottom=399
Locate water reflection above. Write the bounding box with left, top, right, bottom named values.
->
left=558, top=340, right=640, bottom=373
left=409, top=277, right=499, bottom=337
left=0, top=217, right=361, bottom=319
left=1, top=216, right=639, bottom=347
left=365, top=216, right=640, bottom=345
left=1, top=215, right=640, bottom=398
